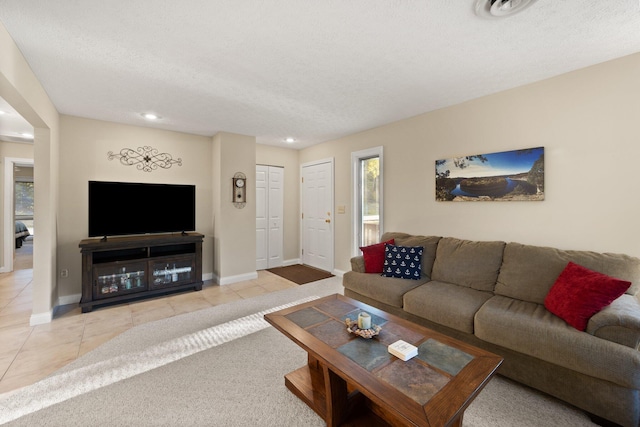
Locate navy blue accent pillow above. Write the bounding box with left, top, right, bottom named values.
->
left=381, top=244, right=424, bottom=280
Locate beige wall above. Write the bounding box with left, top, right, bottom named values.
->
left=54, top=126, right=292, bottom=295
left=256, top=144, right=300, bottom=263
left=57, top=115, right=214, bottom=298
left=4, top=14, right=640, bottom=314
left=301, top=52, right=640, bottom=272
left=1, top=22, right=59, bottom=322
left=212, top=132, right=257, bottom=282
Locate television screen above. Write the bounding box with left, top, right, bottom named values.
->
left=89, top=181, right=196, bottom=237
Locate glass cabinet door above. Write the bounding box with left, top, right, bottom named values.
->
left=93, top=261, right=147, bottom=299
left=150, top=256, right=195, bottom=289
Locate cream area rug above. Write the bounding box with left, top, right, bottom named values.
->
left=0, top=277, right=596, bottom=426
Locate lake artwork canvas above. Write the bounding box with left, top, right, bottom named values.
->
left=435, top=147, right=544, bottom=201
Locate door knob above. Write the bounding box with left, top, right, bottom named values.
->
left=325, top=219, right=331, bottom=223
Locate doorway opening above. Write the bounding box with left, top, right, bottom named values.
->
left=14, top=165, right=34, bottom=270
left=3, top=157, right=35, bottom=272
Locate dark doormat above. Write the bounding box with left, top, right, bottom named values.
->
left=267, top=264, right=334, bottom=285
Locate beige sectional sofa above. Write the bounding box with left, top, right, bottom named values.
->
left=343, top=232, right=640, bottom=427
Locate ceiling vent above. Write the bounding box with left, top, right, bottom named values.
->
left=474, top=0, right=538, bottom=18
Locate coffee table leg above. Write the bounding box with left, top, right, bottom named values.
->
left=452, top=413, right=463, bottom=427
left=308, top=353, right=319, bottom=369
left=323, top=365, right=348, bottom=427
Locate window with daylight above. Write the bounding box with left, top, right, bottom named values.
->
left=351, top=147, right=383, bottom=255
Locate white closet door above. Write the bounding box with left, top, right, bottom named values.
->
left=256, top=165, right=283, bottom=270
left=267, top=167, right=283, bottom=268
left=256, top=166, right=269, bottom=270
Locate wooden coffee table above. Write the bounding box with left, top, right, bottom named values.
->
left=264, top=294, right=503, bottom=427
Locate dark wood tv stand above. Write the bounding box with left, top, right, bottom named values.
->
left=79, top=232, right=204, bottom=313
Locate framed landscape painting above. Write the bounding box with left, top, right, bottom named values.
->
left=435, top=147, right=544, bottom=201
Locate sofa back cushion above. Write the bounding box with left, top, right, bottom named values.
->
left=495, top=242, right=640, bottom=304
left=431, top=237, right=505, bottom=292
left=380, top=232, right=441, bottom=280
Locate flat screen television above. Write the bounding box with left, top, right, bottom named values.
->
left=88, top=181, right=196, bottom=238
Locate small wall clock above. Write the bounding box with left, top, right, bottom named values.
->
left=233, top=172, right=247, bottom=208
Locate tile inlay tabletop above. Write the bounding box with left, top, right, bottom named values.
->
left=265, top=294, right=503, bottom=427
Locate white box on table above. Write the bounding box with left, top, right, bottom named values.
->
left=388, top=340, right=418, bottom=361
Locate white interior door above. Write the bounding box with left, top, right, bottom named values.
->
left=267, top=167, right=283, bottom=268
left=301, top=159, right=333, bottom=272
left=256, top=166, right=268, bottom=270
left=256, top=165, right=283, bottom=270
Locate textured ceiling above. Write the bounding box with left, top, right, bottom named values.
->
left=1, top=1, right=640, bottom=149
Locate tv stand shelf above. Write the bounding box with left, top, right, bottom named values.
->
left=79, top=233, right=204, bottom=313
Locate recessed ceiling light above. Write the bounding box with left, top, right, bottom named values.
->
left=18, top=132, right=34, bottom=139
left=0, top=110, right=7, bottom=115
left=141, top=113, right=161, bottom=120
left=474, top=0, right=538, bottom=19
left=284, top=137, right=296, bottom=143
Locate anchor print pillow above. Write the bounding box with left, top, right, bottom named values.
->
left=381, top=244, right=424, bottom=280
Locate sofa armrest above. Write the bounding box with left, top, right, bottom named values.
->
left=350, top=256, right=366, bottom=273
left=587, top=294, right=640, bottom=350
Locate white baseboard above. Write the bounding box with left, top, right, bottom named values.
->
left=217, top=271, right=259, bottom=286
left=58, top=293, right=81, bottom=305
left=31, top=293, right=81, bottom=325
left=202, top=272, right=213, bottom=281
left=30, top=310, right=53, bottom=326
left=332, top=269, right=346, bottom=278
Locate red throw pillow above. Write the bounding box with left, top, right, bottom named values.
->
left=360, top=239, right=395, bottom=273
left=544, top=262, right=631, bottom=331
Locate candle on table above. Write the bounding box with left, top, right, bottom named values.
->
left=358, top=312, right=371, bottom=330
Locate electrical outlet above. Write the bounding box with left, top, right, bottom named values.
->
left=60, top=269, right=69, bottom=278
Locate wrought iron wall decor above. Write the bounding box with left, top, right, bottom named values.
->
left=108, top=146, right=182, bottom=172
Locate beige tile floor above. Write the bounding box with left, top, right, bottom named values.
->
left=0, top=267, right=298, bottom=395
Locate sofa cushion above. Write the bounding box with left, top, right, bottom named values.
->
left=381, top=233, right=442, bottom=280
left=342, top=271, right=428, bottom=308
left=403, top=281, right=493, bottom=334
left=360, top=239, right=395, bottom=273
left=382, top=244, right=423, bottom=280
left=495, top=243, right=640, bottom=304
left=350, top=255, right=366, bottom=273
left=544, top=262, right=631, bottom=331
left=475, top=295, right=640, bottom=388
left=586, top=294, right=640, bottom=350
left=430, top=237, right=505, bottom=292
